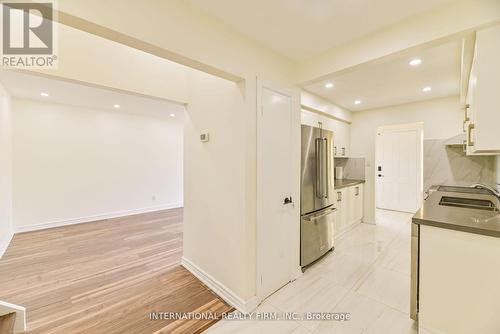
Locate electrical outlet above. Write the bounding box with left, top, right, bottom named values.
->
left=152, top=195, right=156, bottom=201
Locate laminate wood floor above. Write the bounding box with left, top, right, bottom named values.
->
left=0, top=208, right=233, bottom=334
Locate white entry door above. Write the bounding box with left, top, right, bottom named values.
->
left=258, top=85, right=297, bottom=299
left=376, top=124, right=423, bottom=213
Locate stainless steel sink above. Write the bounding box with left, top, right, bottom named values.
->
left=439, top=196, right=498, bottom=212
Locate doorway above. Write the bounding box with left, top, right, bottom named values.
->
left=375, top=123, right=423, bottom=213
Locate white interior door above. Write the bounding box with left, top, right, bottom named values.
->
left=376, top=124, right=422, bottom=213
left=258, top=86, right=296, bottom=299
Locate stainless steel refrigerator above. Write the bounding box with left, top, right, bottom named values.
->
left=300, top=124, right=336, bottom=267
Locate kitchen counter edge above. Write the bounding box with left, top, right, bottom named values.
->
left=334, top=179, right=365, bottom=189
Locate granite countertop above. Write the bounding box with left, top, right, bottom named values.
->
left=334, top=179, right=365, bottom=189
left=413, top=190, right=500, bottom=238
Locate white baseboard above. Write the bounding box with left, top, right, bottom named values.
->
left=291, top=266, right=303, bottom=281
left=0, top=300, right=26, bottom=333
left=181, top=257, right=259, bottom=314
left=0, top=227, right=14, bottom=259
left=15, top=203, right=183, bottom=233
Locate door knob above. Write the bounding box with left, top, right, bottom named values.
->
left=283, top=196, right=293, bottom=205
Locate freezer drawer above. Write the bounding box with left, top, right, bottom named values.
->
left=300, top=206, right=336, bottom=267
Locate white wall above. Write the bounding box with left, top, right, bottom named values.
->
left=12, top=98, right=183, bottom=230
left=350, top=96, right=461, bottom=223
left=27, top=18, right=290, bottom=307
left=0, top=83, right=13, bottom=257
left=182, top=71, right=253, bottom=301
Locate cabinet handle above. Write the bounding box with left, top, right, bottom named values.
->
left=342, top=147, right=346, bottom=156
left=355, top=187, right=359, bottom=196
left=337, top=191, right=342, bottom=202
left=467, top=123, right=475, bottom=147
left=463, top=104, right=470, bottom=122
left=463, top=139, right=467, bottom=153
left=334, top=146, right=337, bottom=156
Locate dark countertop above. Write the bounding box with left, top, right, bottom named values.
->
left=413, top=190, right=500, bottom=238
left=334, top=179, right=365, bottom=189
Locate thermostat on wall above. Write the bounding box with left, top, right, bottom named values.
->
left=200, top=133, right=210, bottom=142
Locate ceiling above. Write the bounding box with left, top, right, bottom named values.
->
left=304, top=40, right=462, bottom=111
left=0, top=71, right=185, bottom=119
left=188, top=0, right=457, bottom=60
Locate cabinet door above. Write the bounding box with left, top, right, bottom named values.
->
left=346, top=185, right=363, bottom=226
left=340, top=122, right=350, bottom=157
left=335, top=122, right=349, bottom=157
left=354, top=184, right=364, bottom=222
left=334, top=189, right=348, bottom=235
left=466, top=25, right=500, bottom=155
left=333, top=122, right=342, bottom=158
left=347, top=186, right=357, bottom=225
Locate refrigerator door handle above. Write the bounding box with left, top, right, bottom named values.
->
left=303, top=207, right=337, bottom=222
left=316, top=137, right=328, bottom=199
left=315, top=138, right=322, bottom=198
left=324, top=138, right=329, bottom=199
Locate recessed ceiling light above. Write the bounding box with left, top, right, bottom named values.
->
left=325, top=82, right=334, bottom=89
left=113, top=104, right=121, bottom=109
left=354, top=100, right=362, bottom=105
left=40, top=92, right=49, bottom=97
left=409, top=58, right=422, bottom=66
left=169, top=113, right=175, bottom=118
left=422, top=86, right=432, bottom=92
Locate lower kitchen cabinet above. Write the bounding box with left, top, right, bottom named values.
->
left=334, top=183, right=364, bottom=238
left=419, top=225, right=500, bottom=333
left=334, top=188, right=348, bottom=234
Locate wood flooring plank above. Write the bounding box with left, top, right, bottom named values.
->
left=0, top=313, right=16, bottom=334
left=0, top=208, right=233, bottom=334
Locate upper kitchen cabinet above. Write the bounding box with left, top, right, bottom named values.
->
left=463, top=25, right=500, bottom=155
left=300, top=108, right=351, bottom=157
left=333, top=120, right=350, bottom=158
left=300, top=91, right=352, bottom=158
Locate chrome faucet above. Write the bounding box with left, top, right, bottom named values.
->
left=470, top=183, right=500, bottom=198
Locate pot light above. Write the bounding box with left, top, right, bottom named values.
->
left=325, top=82, right=333, bottom=89
left=40, top=92, right=49, bottom=97
left=354, top=100, right=362, bottom=105
left=422, top=86, right=432, bottom=92
left=113, top=104, right=121, bottom=109
left=409, top=58, right=422, bottom=66
left=169, top=113, right=175, bottom=118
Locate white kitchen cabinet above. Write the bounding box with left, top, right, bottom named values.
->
left=334, top=183, right=364, bottom=238
left=464, top=25, right=500, bottom=155
left=333, top=121, right=350, bottom=158
left=351, top=184, right=363, bottom=222
left=300, top=109, right=350, bottom=157
left=334, top=188, right=349, bottom=234
left=419, top=225, right=500, bottom=333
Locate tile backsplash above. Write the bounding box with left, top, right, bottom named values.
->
left=334, top=157, right=365, bottom=180
left=424, top=139, right=497, bottom=191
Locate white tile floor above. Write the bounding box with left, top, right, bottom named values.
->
left=206, top=210, right=418, bottom=334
